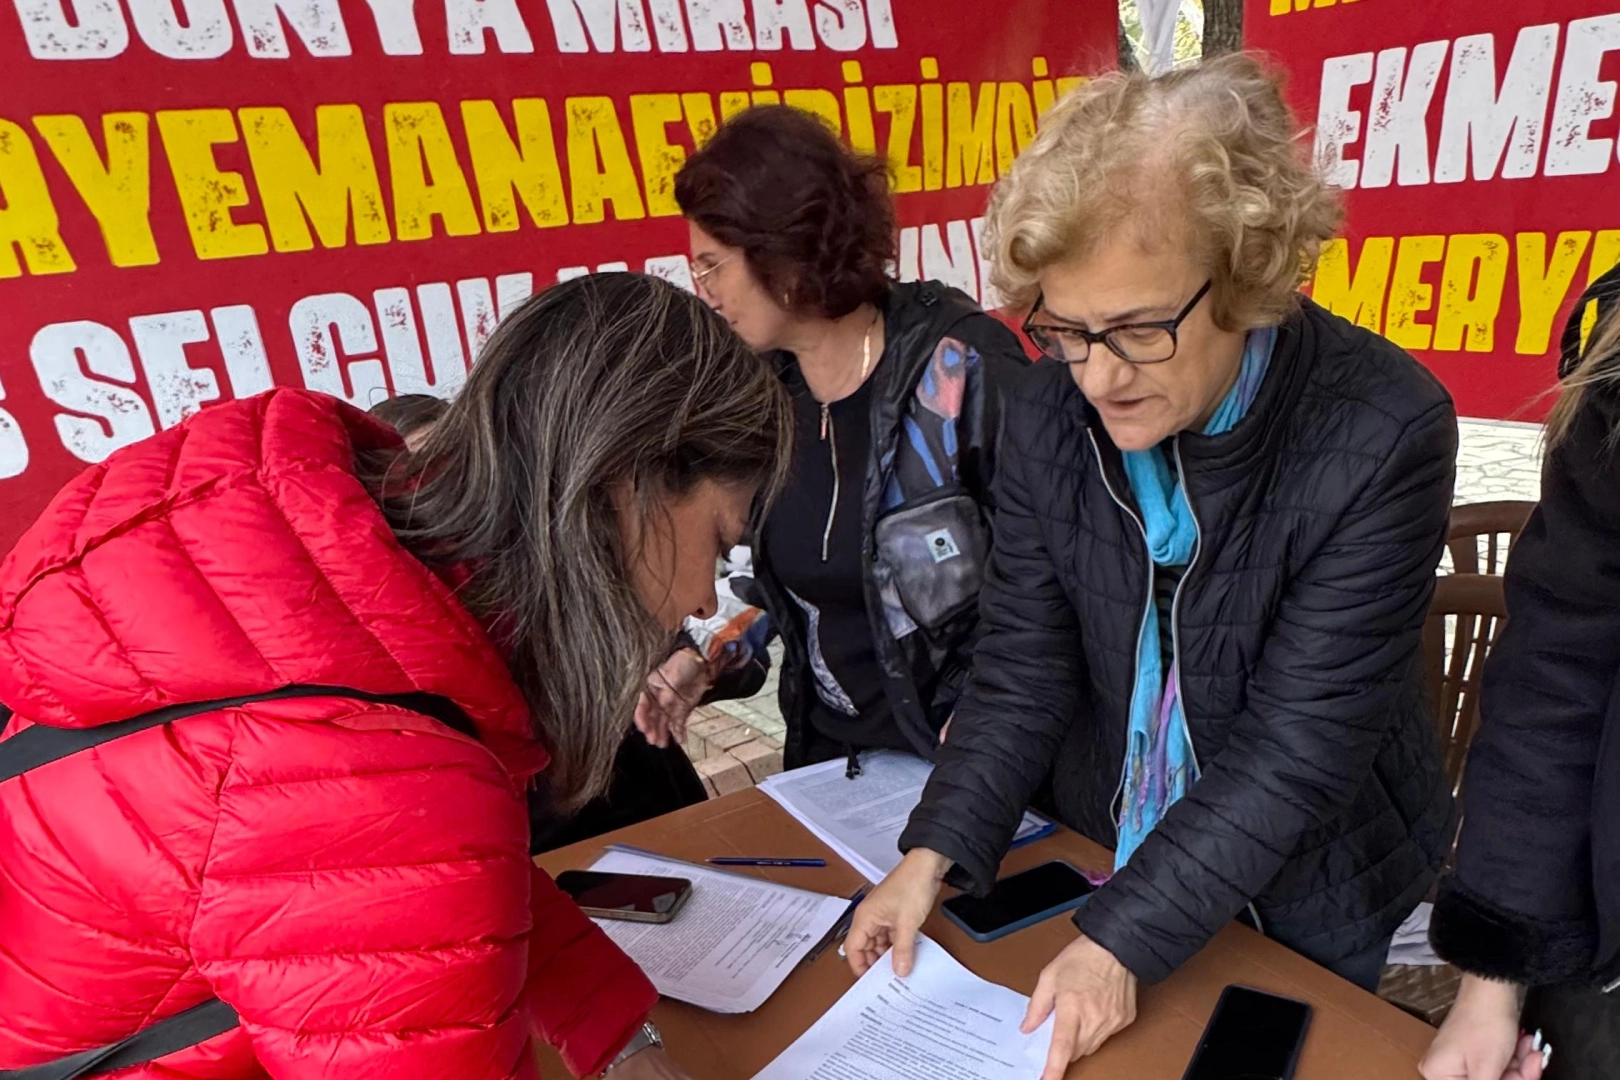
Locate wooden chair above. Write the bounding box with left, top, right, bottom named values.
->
left=1379, top=505, right=1530, bottom=1024
left=1423, top=572, right=1510, bottom=798
left=1381, top=573, right=1512, bottom=1026
left=1445, top=501, right=1534, bottom=576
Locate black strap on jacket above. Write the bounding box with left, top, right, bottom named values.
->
left=0, top=684, right=478, bottom=1079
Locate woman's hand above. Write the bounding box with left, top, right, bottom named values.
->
left=607, top=1047, right=697, bottom=1079
left=845, top=848, right=952, bottom=977
left=635, top=649, right=712, bottom=748
left=1421, top=975, right=1541, bottom=1080
left=1022, top=934, right=1138, bottom=1080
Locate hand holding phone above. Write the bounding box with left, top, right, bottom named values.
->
left=556, top=870, right=693, bottom=924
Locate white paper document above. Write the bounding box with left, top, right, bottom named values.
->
left=586, top=847, right=848, bottom=1013
left=759, top=751, right=1055, bottom=883
left=753, top=935, right=1055, bottom=1080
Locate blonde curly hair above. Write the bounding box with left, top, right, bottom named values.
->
left=984, top=52, right=1343, bottom=331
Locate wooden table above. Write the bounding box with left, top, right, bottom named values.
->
left=536, top=789, right=1433, bottom=1079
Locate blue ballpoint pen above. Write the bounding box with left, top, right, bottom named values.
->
left=706, top=857, right=828, bottom=867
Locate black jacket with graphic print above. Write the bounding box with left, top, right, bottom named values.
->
left=710, top=280, right=1028, bottom=767
left=900, top=297, right=1458, bottom=984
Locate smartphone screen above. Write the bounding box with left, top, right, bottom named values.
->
left=555, top=870, right=692, bottom=922
left=1183, top=987, right=1312, bottom=1080
left=942, top=861, right=1095, bottom=938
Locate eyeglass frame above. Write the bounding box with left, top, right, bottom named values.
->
left=690, top=254, right=735, bottom=296
left=1022, top=279, right=1214, bottom=365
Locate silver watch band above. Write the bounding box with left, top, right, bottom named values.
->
left=602, top=1021, right=662, bottom=1076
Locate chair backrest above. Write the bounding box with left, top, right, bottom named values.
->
left=1423, top=573, right=1510, bottom=798
left=1446, top=501, right=1535, bottom=576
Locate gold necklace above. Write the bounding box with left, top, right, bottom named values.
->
left=816, top=310, right=880, bottom=561
left=819, top=312, right=879, bottom=441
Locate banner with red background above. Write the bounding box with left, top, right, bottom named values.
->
left=1249, top=0, right=1620, bottom=422
left=0, top=0, right=1116, bottom=552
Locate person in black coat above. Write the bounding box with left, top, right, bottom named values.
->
left=847, top=55, right=1457, bottom=1080
left=1423, top=268, right=1620, bottom=1080
left=635, top=104, right=1029, bottom=770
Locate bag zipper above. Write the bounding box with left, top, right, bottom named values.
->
left=1086, top=427, right=1153, bottom=849
left=821, top=402, right=838, bottom=562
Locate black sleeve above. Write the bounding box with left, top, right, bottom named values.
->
left=898, top=388, right=1089, bottom=889
left=1431, top=390, right=1620, bottom=985
left=1071, top=401, right=1457, bottom=984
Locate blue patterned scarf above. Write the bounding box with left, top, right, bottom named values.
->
left=1114, top=326, right=1276, bottom=871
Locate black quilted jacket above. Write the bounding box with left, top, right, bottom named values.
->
left=900, top=297, right=1458, bottom=983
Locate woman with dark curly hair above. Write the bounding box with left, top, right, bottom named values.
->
left=640, top=104, right=1028, bottom=772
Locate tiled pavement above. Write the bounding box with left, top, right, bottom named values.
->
left=681, top=418, right=1547, bottom=796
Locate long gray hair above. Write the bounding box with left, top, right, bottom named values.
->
left=362, top=273, right=792, bottom=810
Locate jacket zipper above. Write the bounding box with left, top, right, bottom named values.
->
left=1086, top=428, right=1152, bottom=849
left=821, top=402, right=838, bottom=562
left=1169, top=438, right=1262, bottom=936
left=1169, top=436, right=1205, bottom=782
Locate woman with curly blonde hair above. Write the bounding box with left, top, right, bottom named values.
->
left=849, top=53, right=1458, bottom=1078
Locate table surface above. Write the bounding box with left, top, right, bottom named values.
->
left=535, top=788, right=1434, bottom=1079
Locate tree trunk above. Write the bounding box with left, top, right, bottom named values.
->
left=1203, top=0, right=1243, bottom=56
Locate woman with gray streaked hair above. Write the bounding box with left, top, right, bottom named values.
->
left=0, top=272, right=790, bottom=1078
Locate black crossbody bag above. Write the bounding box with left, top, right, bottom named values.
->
left=0, top=685, right=478, bottom=1080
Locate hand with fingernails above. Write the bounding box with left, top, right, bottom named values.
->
left=1421, top=974, right=1552, bottom=1080
left=847, top=849, right=1138, bottom=1080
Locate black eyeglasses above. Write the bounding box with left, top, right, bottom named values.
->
left=1023, top=280, right=1213, bottom=365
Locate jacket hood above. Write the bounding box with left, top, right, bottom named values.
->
left=0, top=389, right=544, bottom=779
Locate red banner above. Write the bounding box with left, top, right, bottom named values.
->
left=0, top=0, right=1115, bottom=552
left=1249, top=0, right=1620, bottom=422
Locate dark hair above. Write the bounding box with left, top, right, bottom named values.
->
left=675, top=104, right=895, bottom=320
left=370, top=393, right=448, bottom=439
left=361, top=273, right=793, bottom=810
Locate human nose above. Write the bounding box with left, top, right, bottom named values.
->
left=1075, top=346, right=1138, bottom=401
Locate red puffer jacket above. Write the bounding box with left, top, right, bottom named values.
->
left=0, top=390, right=657, bottom=1078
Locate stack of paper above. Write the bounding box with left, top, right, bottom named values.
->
left=585, top=846, right=849, bottom=1013
left=758, top=751, right=1056, bottom=883
left=753, top=935, right=1055, bottom=1080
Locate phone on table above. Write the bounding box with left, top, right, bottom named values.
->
left=555, top=870, right=694, bottom=924
left=1181, top=986, right=1312, bottom=1080
left=940, top=860, right=1096, bottom=943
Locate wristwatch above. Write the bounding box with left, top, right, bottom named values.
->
left=602, top=1022, right=663, bottom=1076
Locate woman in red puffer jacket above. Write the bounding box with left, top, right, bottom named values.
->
left=0, top=273, right=791, bottom=1079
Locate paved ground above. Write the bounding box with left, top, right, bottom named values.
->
left=682, top=418, right=1546, bottom=796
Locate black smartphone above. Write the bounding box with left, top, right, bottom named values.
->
left=555, top=870, right=694, bottom=924
left=1182, top=986, right=1313, bottom=1080
left=940, top=860, right=1096, bottom=943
